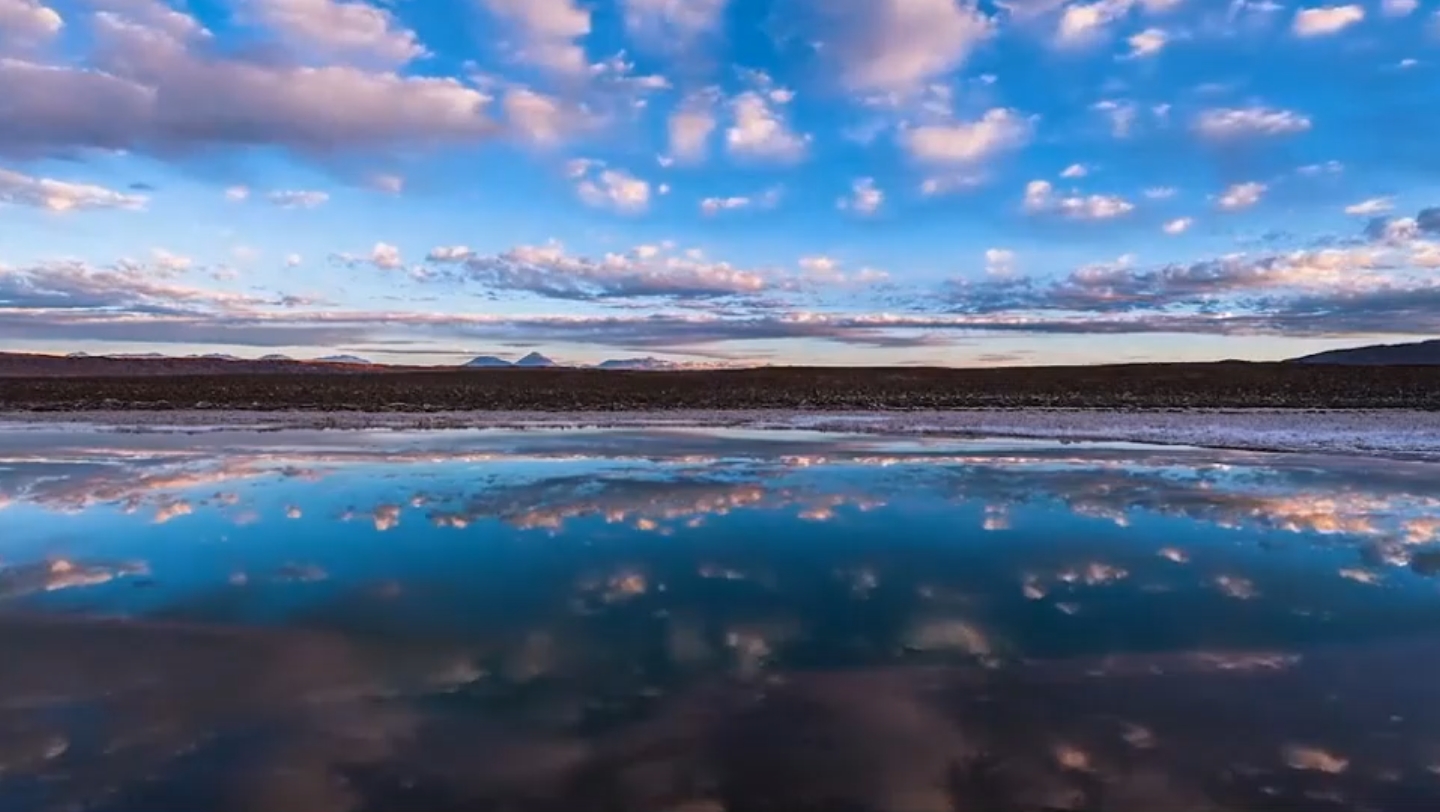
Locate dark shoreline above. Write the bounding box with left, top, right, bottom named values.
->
left=2, top=362, right=1439, bottom=411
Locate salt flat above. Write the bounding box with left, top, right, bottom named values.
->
left=4, top=408, right=1439, bottom=461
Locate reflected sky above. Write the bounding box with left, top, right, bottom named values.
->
left=3, top=427, right=1440, bottom=811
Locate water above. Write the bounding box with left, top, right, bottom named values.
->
left=2, top=425, right=1440, bottom=811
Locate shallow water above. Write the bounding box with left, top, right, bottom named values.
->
left=2, top=427, right=1440, bottom=811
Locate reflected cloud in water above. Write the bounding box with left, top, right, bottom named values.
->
left=3, top=427, right=1440, bottom=810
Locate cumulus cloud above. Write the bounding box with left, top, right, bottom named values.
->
left=667, top=90, right=720, bottom=164
left=427, top=246, right=473, bottom=262
left=1217, top=181, right=1266, bottom=210
left=0, top=260, right=276, bottom=316
left=1344, top=197, right=1393, bottom=216
left=370, top=242, right=403, bottom=270
left=441, top=242, right=769, bottom=300
left=809, top=0, right=995, bottom=93
left=151, top=249, right=192, bottom=274
left=1060, top=163, right=1089, bottom=179
left=919, top=172, right=986, bottom=196
left=623, top=0, right=728, bottom=50
left=1091, top=99, right=1141, bottom=138
left=726, top=89, right=809, bottom=162
left=1194, top=106, right=1312, bottom=138
left=0, top=0, right=63, bottom=49
left=1125, top=27, right=1168, bottom=57
left=479, top=0, right=591, bottom=75
left=837, top=177, right=883, bottom=215
left=244, top=0, right=428, bottom=66
left=1292, top=4, right=1365, bottom=36
left=1163, top=217, right=1193, bottom=234
left=224, top=185, right=250, bottom=202
left=1056, top=0, right=1132, bottom=44
left=268, top=190, right=329, bottom=209
left=1381, top=0, right=1417, bottom=16
left=502, top=87, right=591, bottom=146
left=571, top=162, right=651, bottom=213
left=985, top=248, right=1016, bottom=277
left=700, top=186, right=781, bottom=215
left=369, top=173, right=404, bottom=193
left=0, top=3, right=494, bottom=159
left=950, top=242, right=1408, bottom=319
left=0, top=167, right=147, bottom=212
left=1023, top=179, right=1135, bottom=220
left=901, top=108, right=1033, bottom=164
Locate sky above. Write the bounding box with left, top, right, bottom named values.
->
left=1, top=0, right=1438, bottom=367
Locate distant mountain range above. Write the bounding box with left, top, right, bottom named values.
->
left=5, top=351, right=733, bottom=377
left=515, top=352, right=557, bottom=368
left=461, top=354, right=686, bottom=370
left=68, top=351, right=371, bottom=365
left=463, top=356, right=512, bottom=368
left=1291, top=339, right=1440, bottom=366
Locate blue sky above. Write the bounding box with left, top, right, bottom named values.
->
left=1, top=0, right=1438, bottom=366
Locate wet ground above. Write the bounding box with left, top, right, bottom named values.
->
left=3, top=427, right=1440, bottom=811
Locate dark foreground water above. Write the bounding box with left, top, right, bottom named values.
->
left=3, top=426, right=1440, bottom=812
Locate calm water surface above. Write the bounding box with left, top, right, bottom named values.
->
left=3, top=426, right=1440, bottom=811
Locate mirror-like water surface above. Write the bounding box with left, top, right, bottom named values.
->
left=3, top=427, right=1440, bottom=811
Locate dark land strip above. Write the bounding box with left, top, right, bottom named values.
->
left=1, top=363, right=1439, bottom=411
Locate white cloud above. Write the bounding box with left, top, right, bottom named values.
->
left=286, top=253, right=303, bottom=267
left=919, top=173, right=986, bottom=196
left=985, top=248, right=1016, bottom=277
left=151, top=248, right=192, bottom=273
left=1059, top=194, right=1134, bottom=219
left=371, top=242, right=402, bottom=269
left=502, top=88, right=589, bottom=146
left=447, top=241, right=769, bottom=299
left=1092, top=99, right=1139, bottom=137
left=268, top=190, right=329, bottom=208
left=480, top=0, right=591, bottom=74
left=799, top=255, right=839, bottom=274
left=700, top=186, right=780, bottom=215
left=726, top=91, right=809, bottom=162
left=576, top=167, right=651, bottom=213
left=1061, top=163, right=1089, bottom=178
left=1023, top=179, right=1053, bottom=212
left=1144, top=186, right=1176, bottom=199
left=0, top=167, right=147, bottom=212
left=0, top=7, right=495, bottom=159
left=1194, top=106, right=1312, bottom=138
left=701, top=196, right=749, bottom=214
left=1217, top=181, right=1266, bottom=210
left=0, top=0, right=63, bottom=49
left=1057, top=0, right=1133, bottom=44
left=245, top=0, right=427, bottom=66
left=1163, top=217, right=1193, bottom=234
left=427, top=246, right=473, bottom=262
left=813, top=0, right=995, bottom=93
left=369, top=173, right=404, bottom=193
left=1298, top=160, right=1344, bottom=175
left=1344, top=197, right=1393, bottom=216
left=1023, top=179, right=1134, bottom=220
left=1381, top=0, right=1417, bottom=17
left=225, top=185, right=250, bottom=202
left=1292, top=4, right=1365, bottom=36
left=623, top=0, right=728, bottom=49
left=837, top=177, right=884, bottom=216
left=1126, top=27, right=1168, bottom=57
left=901, top=108, right=1033, bottom=164
left=668, top=90, right=719, bottom=164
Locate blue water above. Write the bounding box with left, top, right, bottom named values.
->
left=2, top=426, right=1440, bottom=811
